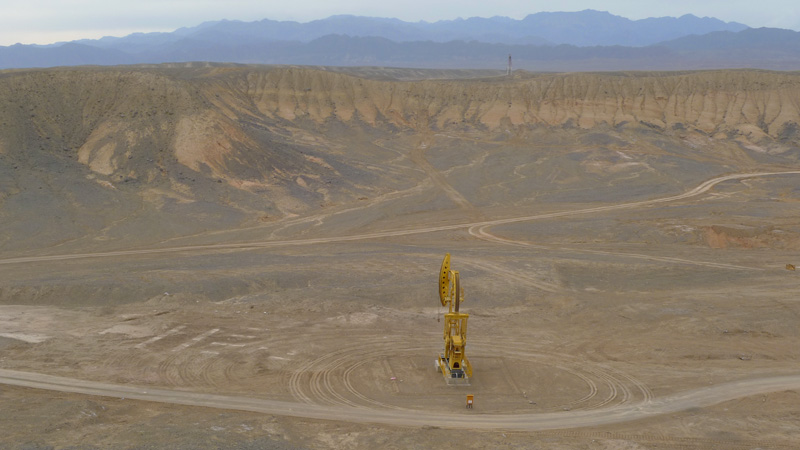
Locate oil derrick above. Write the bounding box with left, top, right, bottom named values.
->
left=436, top=253, right=472, bottom=385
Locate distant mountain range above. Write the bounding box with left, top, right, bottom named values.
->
left=2, top=10, right=799, bottom=71
left=72, top=11, right=747, bottom=49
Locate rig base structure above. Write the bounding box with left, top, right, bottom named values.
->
left=436, top=355, right=471, bottom=386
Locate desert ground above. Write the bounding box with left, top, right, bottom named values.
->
left=1, top=65, right=800, bottom=449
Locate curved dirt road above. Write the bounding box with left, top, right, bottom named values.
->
left=468, top=226, right=759, bottom=272
left=1, top=171, right=799, bottom=266
left=1, top=368, right=799, bottom=431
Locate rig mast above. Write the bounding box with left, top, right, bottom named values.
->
left=436, top=253, right=472, bottom=384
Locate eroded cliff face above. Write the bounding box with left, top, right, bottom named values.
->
left=232, top=68, right=800, bottom=140
left=2, top=66, right=799, bottom=182
left=1, top=65, right=799, bottom=250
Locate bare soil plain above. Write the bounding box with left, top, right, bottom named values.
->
left=1, top=64, right=800, bottom=449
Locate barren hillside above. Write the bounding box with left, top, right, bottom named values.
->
left=1, top=65, right=799, bottom=254
left=237, top=68, right=800, bottom=139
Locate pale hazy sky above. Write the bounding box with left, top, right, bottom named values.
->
left=1, top=0, right=798, bottom=46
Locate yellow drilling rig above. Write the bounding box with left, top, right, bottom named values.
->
left=437, top=253, right=472, bottom=384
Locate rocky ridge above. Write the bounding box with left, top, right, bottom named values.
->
left=3, top=67, right=799, bottom=179
left=1, top=65, right=799, bottom=252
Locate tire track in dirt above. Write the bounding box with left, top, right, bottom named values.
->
left=461, top=257, right=560, bottom=293
left=104, top=325, right=640, bottom=413
left=470, top=225, right=759, bottom=271
left=284, top=335, right=649, bottom=413
left=489, top=343, right=644, bottom=411
left=2, top=368, right=800, bottom=433
left=535, top=430, right=795, bottom=450
left=407, top=139, right=482, bottom=215
left=265, top=182, right=430, bottom=240
left=1, top=171, right=798, bottom=267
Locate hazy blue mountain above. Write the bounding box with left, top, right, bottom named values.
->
left=515, top=10, right=747, bottom=46
left=3, top=11, right=799, bottom=71
left=59, top=10, right=745, bottom=53
left=72, top=32, right=180, bottom=53
left=151, top=29, right=800, bottom=71
left=0, top=42, right=131, bottom=68
left=650, top=27, right=800, bottom=70
left=659, top=27, right=800, bottom=51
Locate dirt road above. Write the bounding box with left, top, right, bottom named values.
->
left=0, top=368, right=798, bottom=431
left=2, top=171, right=799, bottom=267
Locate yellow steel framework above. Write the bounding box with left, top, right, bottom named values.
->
left=437, top=253, right=472, bottom=382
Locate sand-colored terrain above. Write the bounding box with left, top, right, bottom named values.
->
left=1, top=65, right=800, bottom=449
